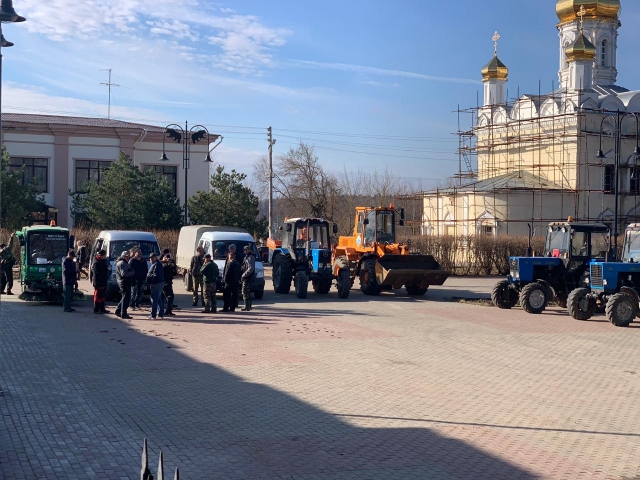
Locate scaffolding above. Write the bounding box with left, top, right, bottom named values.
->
left=396, top=86, right=640, bottom=237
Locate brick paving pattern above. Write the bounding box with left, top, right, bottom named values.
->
left=1, top=276, right=640, bottom=479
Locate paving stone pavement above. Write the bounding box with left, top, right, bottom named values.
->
left=1, top=276, right=640, bottom=479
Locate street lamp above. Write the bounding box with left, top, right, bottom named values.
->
left=596, top=110, right=640, bottom=259
left=0, top=0, right=26, bottom=151
left=160, top=121, right=223, bottom=225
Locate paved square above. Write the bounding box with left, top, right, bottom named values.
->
left=2, top=275, right=640, bottom=479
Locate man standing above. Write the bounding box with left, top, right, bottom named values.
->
left=62, top=250, right=78, bottom=313
left=222, top=244, right=241, bottom=312
left=115, top=251, right=135, bottom=319
left=240, top=244, right=256, bottom=311
left=91, top=249, right=110, bottom=313
left=190, top=246, right=205, bottom=307
left=201, top=253, right=219, bottom=313
left=162, top=253, right=177, bottom=316
left=75, top=241, right=89, bottom=280
left=129, top=248, right=148, bottom=310
left=0, top=233, right=16, bottom=295
left=146, top=252, right=165, bottom=319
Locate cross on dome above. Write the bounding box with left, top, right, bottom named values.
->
left=492, top=31, right=500, bottom=55
left=577, top=5, right=586, bottom=30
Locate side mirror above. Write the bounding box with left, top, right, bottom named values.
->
left=332, top=224, right=338, bottom=234
left=69, top=235, right=75, bottom=250
left=400, top=208, right=405, bottom=220
left=285, top=224, right=292, bottom=232
left=18, top=236, right=25, bottom=247
left=363, top=218, right=369, bottom=225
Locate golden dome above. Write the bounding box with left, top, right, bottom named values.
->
left=481, top=55, right=509, bottom=82
left=556, top=0, right=621, bottom=23
left=565, top=32, right=597, bottom=61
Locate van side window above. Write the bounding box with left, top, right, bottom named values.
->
left=92, top=239, right=102, bottom=256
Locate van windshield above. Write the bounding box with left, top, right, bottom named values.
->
left=109, top=240, right=160, bottom=260
left=211, top=240, right=258, bottom=262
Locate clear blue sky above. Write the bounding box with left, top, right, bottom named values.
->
left=3, top=1, right=640, bottom=188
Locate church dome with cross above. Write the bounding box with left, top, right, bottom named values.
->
left=556, top=0, right=621, bottom=23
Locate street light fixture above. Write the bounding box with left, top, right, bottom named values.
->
left=160, top=121, right=223, bottom=225
left=596, top=110, right=640, bottom=259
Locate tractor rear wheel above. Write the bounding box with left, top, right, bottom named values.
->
left=294, top=271, right=308, bottom=299
left=519, top=282, right=548, bottom=314
left=491, top=280, right=518, bottom=309
left=312, top=278, right=332, bottom=294
left=360, top=259, right=382, bottom=296
left=606, top=292, right=637, bottom=327
left=567, top=287, right=595, bottom=320
left=273, top=255, right=292, bottom=294
left=406, top=285, right=429, bottom=296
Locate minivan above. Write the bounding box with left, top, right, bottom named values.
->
left=89, top=231, right=160, bottom=298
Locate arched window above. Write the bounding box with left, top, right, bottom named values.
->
left=601, top=39, right=607, bottom=67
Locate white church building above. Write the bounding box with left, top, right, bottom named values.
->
left=422, top=0, right=640, bottom=238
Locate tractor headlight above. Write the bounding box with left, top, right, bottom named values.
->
left=318, top=263, right=325, bottom=269
left=584, top=277, right=590, bottom=284
left=603, top=279, right=608, bottom=286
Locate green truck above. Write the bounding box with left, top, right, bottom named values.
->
left=15, top=224, right=83, bottom=303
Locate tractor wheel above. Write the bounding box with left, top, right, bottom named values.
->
left=272, top=255, right=292, bottom=294
left=567, top=287, right=595, bottom=321
left=519, top=282, right=548, bottom=314
left=312, top=279, right=331, bottom=294
left=406, top=285, right=429, bottom=296
left=606, top=292, right=637, bottom=327
left=360, top=260, right=382, bottom=296
left=491, top=280, right=518, bottom=309
left=337, top=269, right=351, bottom=299
left=184, top=272, right=193, bottom=292
left=294, top=271, right=308, bottom=299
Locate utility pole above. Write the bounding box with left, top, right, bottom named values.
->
left=267, top=127, right=276, bottom=238
left=100, top=68, right=121, bottom=119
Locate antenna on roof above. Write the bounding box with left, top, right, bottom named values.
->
left=99, top=68, right=122, bottom=119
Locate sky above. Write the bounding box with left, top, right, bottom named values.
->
left=3, top=0, right=640, bottom=190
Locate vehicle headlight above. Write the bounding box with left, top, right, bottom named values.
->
left=318, top=263, right=325, bottom=269
left=257, top=269, right=264, bottom=278
left=603, top=279, right=608, bottom=286
left=584, top=277, right=590, bottom=284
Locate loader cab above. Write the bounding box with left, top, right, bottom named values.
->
left=361, top=209, right=395, bottom=247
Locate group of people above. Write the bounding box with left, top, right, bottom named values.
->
left=189, top=243, right=256, bottom=313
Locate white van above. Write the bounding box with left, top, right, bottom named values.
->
left=89, top=231, right=160, bottom=297
left=197, top=230, right=265, bottom=299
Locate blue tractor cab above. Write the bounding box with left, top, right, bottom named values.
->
left=567, top=224, right=640, bottom=326
left=270, top=218, right=350, bottom=299
left=492, top=220, right=610, bottom=314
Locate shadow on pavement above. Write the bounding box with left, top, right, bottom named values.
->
left=0, top=300, right=538, bottom=479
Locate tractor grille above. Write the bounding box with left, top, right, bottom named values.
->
left=590, top=264, right=603, bottom=288
left=509, top=259, right=519, bottom=277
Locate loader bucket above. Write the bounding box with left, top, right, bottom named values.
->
left=374, top=254, right=451, bottom=288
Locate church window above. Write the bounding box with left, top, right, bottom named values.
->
left=601, top=40, right=607, bottom=67
left=603, top=165, right=615, bottom=194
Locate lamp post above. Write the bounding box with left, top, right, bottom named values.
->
left=596, top=111, right=640, bottom=259
left=160, top=122, right=223, bottom=225
left=0, top=0, right=26, bottom=150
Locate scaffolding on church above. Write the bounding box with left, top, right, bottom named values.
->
left=396, top=85, right=640, bottom=237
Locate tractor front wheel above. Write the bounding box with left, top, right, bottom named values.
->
left=273, top=255, right=292, bottom=294
left=294, top=271, right=308, bottom=299
left=360, top=260, right=382, bottom=296
left=337, top=269, right=351, bottom=299
left=606, top=292, right=637, bottom=327
left=519, top=282, right=548, bottom=314
left=491, top=280, right=518, bottom=309
left=567, top=287, right=595, bottom=320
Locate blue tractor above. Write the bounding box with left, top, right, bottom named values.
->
left=491, top=220, right=610, bottom=314
left=567, top=224, right=640, bottom=326
left=269, top=217, right=350, bottom=299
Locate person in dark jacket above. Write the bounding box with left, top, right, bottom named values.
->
left=91, top=249, right=110, bottom=313
left=240, top=244, right=256, bottom=311
left=128, top=248, right=148, bottom=310
left=75, top=241, right=89, bottom=280
left=222, top=244, right=241, bottom=312
left=162, top=253, right=177, bottom=316
left=201, top=253, right=219, bottom=313
left=115, top=251, right=135, bottom=319
left=146, top=252, right=165, bottom=319
left=62, top=250, right=78, bottom=312
left=0, top=233, right=16, bottom=295
left=190, top=246, right=205, bottom=306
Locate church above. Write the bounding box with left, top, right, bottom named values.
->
left=421, top=0, right=640, bottom=239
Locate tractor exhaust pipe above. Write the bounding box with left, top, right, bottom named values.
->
left=526, top=223, right=533, bottom=257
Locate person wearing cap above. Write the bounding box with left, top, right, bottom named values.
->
left=190, top=246, right=206, bottom=307
left=222, top=244, right=241, bottom=312
left=200, top=253, right=219, bottom=313
left=62, top=249, right=78, bottom=312
left=146, top=252, right=165, bottom=319
left=162, top=252, right=177, bottom=316
left=91, top=249, right=110, bottom=313
left=240, top=244, right=256, bottom=311
left=115, top=250, right=135, bottom=319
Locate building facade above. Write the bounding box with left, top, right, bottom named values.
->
left=1, top=114, right=214, bottom=227
left=422, top=0, right=640, bottom=238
